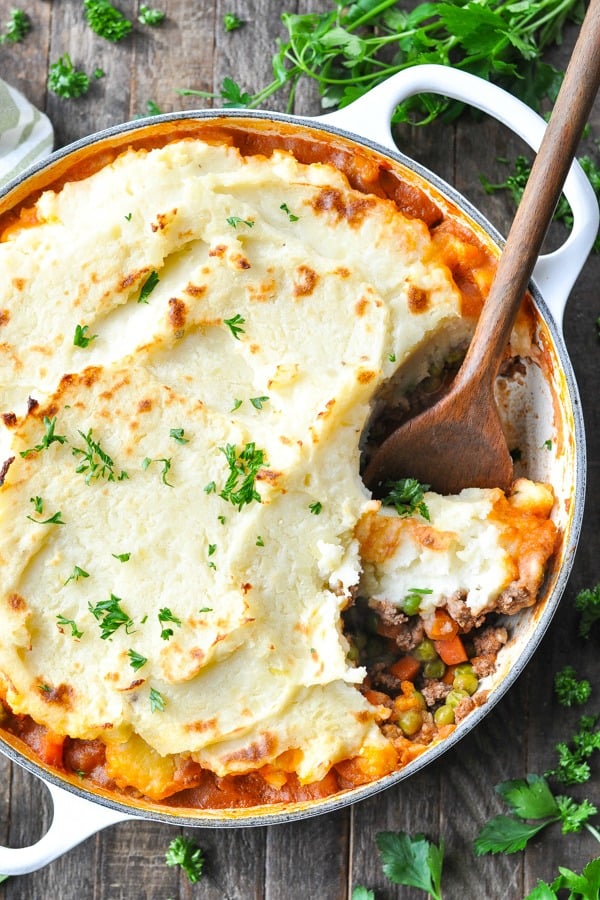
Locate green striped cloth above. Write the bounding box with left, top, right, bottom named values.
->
left=0, top=80, right=53, bottom=187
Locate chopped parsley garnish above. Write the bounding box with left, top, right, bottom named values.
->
left=309, top=501, right=322, bottom=515
left=142, top=456, right=173, bottom=486
left=112, top=552, right=131, bottom=562
left=218, top=441, right=267, bottom=510
left=169, top=427, right=189, bottom=445
left=543, top=439, right=552, bottom=450
left=204, top=480, right=216, bottom=494
left=64, top=565, right=90, bottom=585
left=231, top=398, right=243, bottom=412
left=207, top=543, right=217, bottom=570
left=149, top=686, right=166, bottom=712
left=0, top=9, right=30, bottom=43
left=73, top=429, right=126, bottom=483
left=83, top=0, right=132, bottom=42
left=280, top=202, right=299, bottom=222
left=56, top=614, right=84, bottom=639
left=127, top=649, right=148, bottom=671
left=124, top=212, right=132, bottom=221
left=382, top=478, right=430, bottom=520
left=47, top=54, right=91, bottom=99
left=388, top=353, right=397, bottom=363
left=165, top=835, right=205, bottom=883
left=217, top=515, right=226, bottom=525
left=138, top=5, right=165, bottom=26
left=138, top=270, right=159, bottom=303
left=73, top=323, right=98, bottom=348
left=27, top=498, right=65, bottom=525
left=226, top=216, right=254, bottom=228
left=223, top=313, right=246, bottom=340
left=250, top=396, right=269, bottom=410
left=20, top=416, right=68, bottom=457
left=198, top=607, right=213, bottom=613
left=223, top=12, right=244, bottom=32
left=256, top=535, right=264, bottom=547
left=88, top=594, right=134, bottom=640
left=158, top=607, right=181, bottom=640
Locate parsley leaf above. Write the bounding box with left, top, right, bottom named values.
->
left=554, top=665, right=592, bottom=707
left=142, top=456, right=173, bottom=486
left=547, top=715, right=600, bottom=786
left=158, top=607, right=181, bottom=640
left=20, top=416, right=68, bottom=457
left=127, top=649, right=148, bottom=671
left=575, top=583, right=600, bottom=638
left=48, top=55, right=91, bottom=99
left=83, top=0, right=132, bottom=41
left=138, top=270, right=159, bottom=303
left=223, top=12, right=244, bottom=32
left=88, top=594, right=134, bottom=640
left=218, top=441, right=267, bottom=510
left=223, top=313, right=246, bottom=339
left=382, top=478, right=430, bottom=520
left=64, top=565, right=90, bottom=585
left=74, top=323, right=98, bottom=348
left=0, top=9, right=30, bottom=43
left=351, top=888, right=375, bottom=900
left=376, top=831, right=444, bottom=900
left=56, top=614, right=84, bottom=639
left=226, top=215, right=254, bottom=228
left=149, top=686, right=166, bottom=712
left=165, top=835, right=205, bottom=883
left=169, top=427, right=189, bottom=445
left=72, top=429, right=126, bottom=483
left=138, top=5, right=165, bottom=26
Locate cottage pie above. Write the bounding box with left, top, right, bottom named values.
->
left=0, top=129, right=557, bottom=808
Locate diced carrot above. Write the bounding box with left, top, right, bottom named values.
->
left=434, top=633, right=468, bottom=665
left=442, top=664, right=457, bottom=684
left=37, top=729, right=65, bottom=768
left=424, top=608, right=459, bottom=640
left=389, top=655, right=421, bottom=682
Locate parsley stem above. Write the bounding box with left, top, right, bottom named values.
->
left=585, top=822, right=600, bottom=843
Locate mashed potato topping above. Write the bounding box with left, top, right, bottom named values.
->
left=0, top=135, right=557, bottom=801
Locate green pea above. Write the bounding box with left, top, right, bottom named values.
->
left=434, top=704, right=455, bottom=726
left=401, top=592, right=422, bottom=616
left=423, top=658, right=446, bottom=680
left=414, top=638, right=437, bottom=662
left=412, top=690, right=427, bottom=710
left=445, top=688, right=469, bottom=710
left=397, top=709, right=423, bottom=736
left=346, top=643, right=360, bottom=663
left=454, top=662, right=475, bottom=676
left=453, top=671, right=479, bottom=696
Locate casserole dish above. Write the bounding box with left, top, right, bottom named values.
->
left=0, top=64, right=597, bottom=875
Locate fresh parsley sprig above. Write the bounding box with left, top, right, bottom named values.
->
left=47, top=54, right=91, bottom=99
left=0, top=9, right=30, bottom=43
left=574, top=583, right=600, bottom=639
left=555, top=665, right=592, bottom=707
left=178, top=0, right=583, bottom=124
left=376, top=831, right=444, bottom=900
left=73, top=429, right=127, bottom=483
left=382, top=477, right=430, bottom=520
left=83, top=0, right=132, bottom=42
left=165, top=835, right=205, bottom=883
left=473, top=774, right=599, bottom=855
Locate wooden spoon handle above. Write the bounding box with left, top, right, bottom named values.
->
left=456, top=0, right=600, bottom=391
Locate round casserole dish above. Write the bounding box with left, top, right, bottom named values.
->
left=0, top=64, right=597, bottom=874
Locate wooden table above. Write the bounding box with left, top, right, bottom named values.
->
left=0, top=2, right=598, bottom=897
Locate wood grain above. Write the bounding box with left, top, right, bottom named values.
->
left=0, top=2, right=599, bottom=898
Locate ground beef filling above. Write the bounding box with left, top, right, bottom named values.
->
left=343, top=595, right=509, bottom=758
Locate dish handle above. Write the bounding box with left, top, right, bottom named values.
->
left=317, top=64, right=599, bottom=328
left=0, top=779, right=133, bottom=875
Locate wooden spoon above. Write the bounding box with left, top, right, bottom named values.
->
left=363, top=0, right=600, bottom=497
